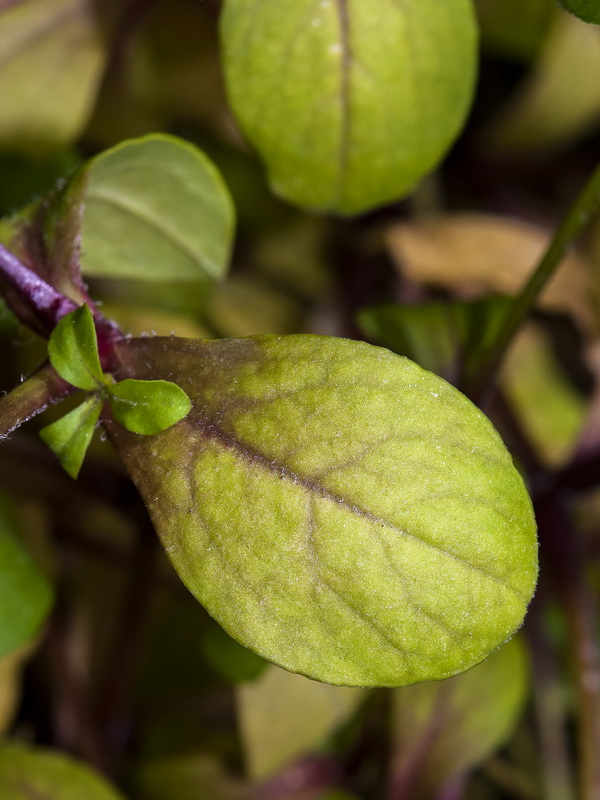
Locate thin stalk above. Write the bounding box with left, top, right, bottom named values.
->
left=467, top=157, right=600, bottom=402
left=0, top=362, right=74, bottom=438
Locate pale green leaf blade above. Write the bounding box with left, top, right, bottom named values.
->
left=0, top=498, right=53, bottom=658
left=238, top=665, right=367, bottom=778
left=390, top=637, right=529, bottom=798
left=47, top=305, right=103, bottom=390
left=221, top=0, right=477, bottom=214
left=40, top=395, right=102, bottom=479
left=0, top=0, right=114, bottom=156
left=107, top=335, right=538, bottom=687
left=81, top=134, right=235, bottom=283
left=558, top=0, right=600, bottom=24
left=108, top=379, right=192, bottom=435
left=0, top=744, right=126, bottom=800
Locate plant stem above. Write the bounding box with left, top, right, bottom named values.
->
left=467, top=157, right=600, bottom=402
left=0, top=362, right=73, bottom=438
left=0, top=243, right=122, bottom=370
left=0, top=243, right=78, bottom=333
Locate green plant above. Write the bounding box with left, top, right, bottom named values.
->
left=0, top=1, right=599, bottom=799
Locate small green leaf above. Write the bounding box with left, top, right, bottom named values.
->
left=0, top=744, right=126, bottom=800
left=391, top=637, right=529, bottom=798
left=48, top=305, right=104, bottom=391
left=221, top=0, right=478, bottom=214
left=0, top=497, right=53, bottom=658
left=81, top=134, right=235, bottom=283
left=106, top=335, right=538, bottom=687
left=40, top=395, right=102, bottom=479
left=558, top=0, right=600, bottom=24
left=238, top=665, right=367, bottom=778
left=108, top=379, right=192, bottom=435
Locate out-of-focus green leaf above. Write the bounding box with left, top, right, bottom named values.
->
left=40, top=395, right=102, bottom=479
left=558, top=0, right=600, bottom=24
left=357, top=297, right=511, bottom=381
left=486, top=9, right=600, bottom=154
left=221, top=0, right=478, bottom=214
left=501, top=325, right=587, bottom=467
left=47, top=305, right=103, bottom=391
left=238, top=665, right=367, bottom=778
left=476, top=0, right=554, bottom=60
left=0, top=0, right=115, bottom=156
left=390, top=637, right=529, bottom=799
left=201, top=622, right=268, bottom=684
left=108, top=379, right=192, bottom=436
left=0, top=497, right=52, bottom=658
left=135, top=754, right=248, bottom=800
left=81, top=134, right=235, bottom=284
left=1, top=135, right=234, bottom=310
left=0, top=744, right=126, bottom=799
left=106, top=335, right=538, bottom=687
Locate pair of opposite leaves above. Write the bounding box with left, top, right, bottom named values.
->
left=45, top=306, right=538, bottom=688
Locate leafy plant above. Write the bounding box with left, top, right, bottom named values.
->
left=0, top=1, right=599, bottom=799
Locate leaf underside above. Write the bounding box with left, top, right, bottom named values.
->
left=107, top=335, right=538, bottom=687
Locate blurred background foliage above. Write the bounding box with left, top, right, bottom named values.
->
left=1, top=0, right=600, bottom=798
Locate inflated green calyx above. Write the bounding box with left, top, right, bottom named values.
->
left=107, top=335, right=538, bottom=687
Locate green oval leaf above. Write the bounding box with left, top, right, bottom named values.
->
left=47, top=305, right=103, bottom=391
left=0, top=498, right=53, bottom=658
left=558, top=0, right=600, bottom=24
left=107, top=335, right=538, bottom=687
left=221, top=0, right=477, bottom=214
left=0, top=744, right=126, bottom=800
left=391, top=637, right=529, bottom=797
left=81, top=134, right=235, bottom=283
left=40, top=395, right=103, bottom=479
left=108, top=378, right=192, bottom=435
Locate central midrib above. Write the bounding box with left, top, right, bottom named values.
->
left=191, top=416, right=524, bottom=601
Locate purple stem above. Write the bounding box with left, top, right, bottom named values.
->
left=0, top=243, right=123, bottom=370
left=0, top=243, right=78, bottom=329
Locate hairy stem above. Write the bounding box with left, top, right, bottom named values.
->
left=0, top=362, right=74, bottom=438
left=0, top=243, right=122, bottom=371
left=0, top=243, right=78, bottom=333
left=467, top=157, right=600, bottom=402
